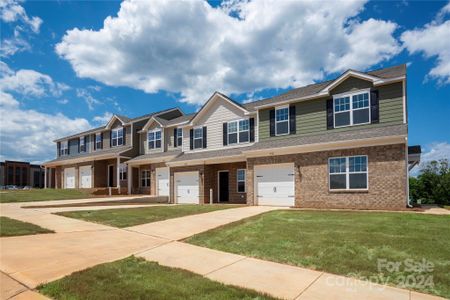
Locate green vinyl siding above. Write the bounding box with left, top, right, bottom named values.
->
left=259, top=81, right=404, bottom=140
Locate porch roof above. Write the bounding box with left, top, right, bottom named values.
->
left=167, top=147, right=251, bottom=166
left=127, top=150, right=182, bottom=165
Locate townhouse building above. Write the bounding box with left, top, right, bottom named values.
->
left=44, top=64, right=413, bottom=209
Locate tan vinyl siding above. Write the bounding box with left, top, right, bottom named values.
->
left=259, top=80, right=404, bottom=140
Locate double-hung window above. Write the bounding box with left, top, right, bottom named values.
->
left=275, top=106, right=289, bottom=135
left=193, top=128, right=203, bottom=149
left=237, top=169, right=246, bottom=193
left=119, top=163, right=127, bottom=181
left=95, top=133, right=102, bottom=150
left=148, top=130, right=162, bottom=150
left=176, top=128, right=183, bottom=146
left=60, top=141, right=68, bottom=156
left=79, top=137, right=86, bottom=152
left=111, top=127, right=123, bottom=147
left=329, top=155, right=368, bottom=190
left=141, top=170, right=150, bottom=187
left=228, top=119, right=250, bottom=144
left=334, top=91, right=370, bottom=128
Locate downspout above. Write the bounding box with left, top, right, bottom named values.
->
left=405, top=141, right=412, bottom=208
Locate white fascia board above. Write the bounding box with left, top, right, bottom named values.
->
left=166, top=154, right=246, bottom=167
left=253, top=92, right=328, bottom=110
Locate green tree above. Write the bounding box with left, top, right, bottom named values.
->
left=409, top=159, right=450, bottom=205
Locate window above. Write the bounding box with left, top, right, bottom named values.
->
left=176, top=128, right=183, bottom=147
left=334, top=91, right=370, bottom=128
left=275, top=106, right=289, bottom=135
left=329, top=155, right=368, bottom=190
left=119, top=163, right=127, bottom=180
left=228, top=119, right=250, bottom=145
left=141, top=170, right=150, bottom=187
left=237, top=169, right=246, bottom=192
left=194, top=127, right=203, bottom=149
left=95, top=133, right=102, bottom=150
left=79, top=137, right=86, bottom=152
left=111, top=127, right=123, bottom=147
left=60, top=141, right=68, bottom=156
left=148, top=130, right=162, bottom=150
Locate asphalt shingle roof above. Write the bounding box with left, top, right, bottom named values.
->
left=127, top=150, right=182, bottom=163
left=44, top=146, right=132, bottom=165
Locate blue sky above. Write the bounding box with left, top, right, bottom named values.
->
left=0, top=0, right=449, bottom=165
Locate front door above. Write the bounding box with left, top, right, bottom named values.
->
left=218, top=171, right=229, bottom=202
left=156, top=167, right=169, bottom=196
left=108, top=165, right=114, bottom=187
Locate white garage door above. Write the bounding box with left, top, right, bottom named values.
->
left=79, top=166, right=92, bottom=188
left=255, top=163, right=295, bottom=206
left=64, top=167, right=75, bottom=189
left=156, top=167, right=169, bottom=196
left=175, top=171, right=199, bottom=204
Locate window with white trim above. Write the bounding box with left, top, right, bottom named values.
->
left=176, top=128, right=183, bottom=146
left=111, top=127, right=123, bottom=147
left=60, top=141, right=68, bottom=156
left=194, top=128, right=203, bottom=149
left=119, top=163, right=127, bottom=180
left=329, top=155, right=368, bottom=190
left=228, top=119, right=249, bottom=144
left=95, top=133, right=102, bottom=150
left=79, top=137, right=86, bottom=152
left=141, top=170, right=150, bottom=187
left=148, top=130, right=162, bottom=150
left=237, top=169, right=246, bottom=193
left=275, top=106, right=289, bottom=135
left=334, top=91, right=370, bottom=128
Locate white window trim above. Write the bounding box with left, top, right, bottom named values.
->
left=275, top=105, right=290, bottom=136
left=227, top=118, right=250, bottom=145
left=333, top=89, right=371, bottom=129
left=176, top=127, right=183, bottom=147
left=95, top=133, right=102, bottom=151
left=141, top=169, right=150, bottom=187
left=193, top=127, right=204, bottom=149
left=148, top=129, right=162, bottom=150
left=328, top=155, right=369, bottom=191
left=60, top=141, right=68, bottom=156
left=237, top=169, right=246, bottom=193
left=119, top=163, right=127, bottom=181
left=79, top=137, right=86, bottom=152
left=111, top=127, right=124, bottom=147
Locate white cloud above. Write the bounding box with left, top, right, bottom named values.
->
left=0, top=92, right=91, bottom=163
left=401, top=2, right=450, bottom=84
left=0, top=0, right=42, bottom=33
left=92, top=111, right=113, bottom=124
left=57, top=98, right=69, bottom=104
left=76, top=88, right=102, bottom=110
left=0, top=62, right=70, bottom=97
left=56, top=0, right=401, bottom=105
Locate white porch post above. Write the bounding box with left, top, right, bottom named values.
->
left=116, top=157, right=121, bottom=193
left=49, top=168, right=52, bottom=188
left=127, top=164, right=132, bottom=195
left=44, top=167, right=47, bottom=189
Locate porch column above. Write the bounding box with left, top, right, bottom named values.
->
left=49, top=168, right=52, bottom=188
left=116, top=157, right=121, bottom=193
left=127, top=164, right=132, bottom=195
left=44, top=167, right=47, bottom=189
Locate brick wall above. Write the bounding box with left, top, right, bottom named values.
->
left=203, top=162, right=247, bottom=204
left=247, top=144, right=407, bottom=210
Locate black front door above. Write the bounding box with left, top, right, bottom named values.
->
left=108, top=165, right=114, bottom=187
left=219, top=171, right=229, bottom=202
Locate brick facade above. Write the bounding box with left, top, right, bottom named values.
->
left=247, top=144, right=407, bottom=210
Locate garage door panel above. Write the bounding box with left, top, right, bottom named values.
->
left=255, top=164, right=295, bottom=207
left=64, top=168, right=75, bottom=189
left=175, top=172, right=199, bottom=204
left=79, top=166, right=92, bottom=188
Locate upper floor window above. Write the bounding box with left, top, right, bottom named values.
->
left=60, top=141, right=68, bottom=156
left=228, top=119, right=249, bottom=144
left=79, top=137, right=86, bottom=153
left=95, top=133, right=102, bottom=150
left=175, top=128, right=183, bottom=147
left=193, top=127, right=203, bottom=149
left=334, top=91, right=370, bottom=128
left=111, top=127, right=123, bottom=147
left=275, top=106, right=289, bottom=135
left=148, top=130, right=162, bottom=150
left=329, top=155, right=368, bottom=190
left=119, top=163, right=127, bottom=180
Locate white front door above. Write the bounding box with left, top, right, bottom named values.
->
left=255, top=163, right=295, bottom=206
left=64, top=167, right=75, bottom=189
left=156, top=167, right=169, bottom=196
left=79, top=166, right=92, bottom=188
left=174, top=171, right=199, bottom=204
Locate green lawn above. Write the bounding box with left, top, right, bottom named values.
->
left=0, top=216, right=54, bottom=237
left=38, top=256, right=274, bottom=300
left=0, top=189, right=94, bottom=203
left=186, top=210, right=450, bottom=298
left=56, top=204, right=242, bottom=228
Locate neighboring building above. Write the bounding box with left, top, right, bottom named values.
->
left=44, top=64, right=415, bottom=209
left=0, top=161, right=45, bottom=188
